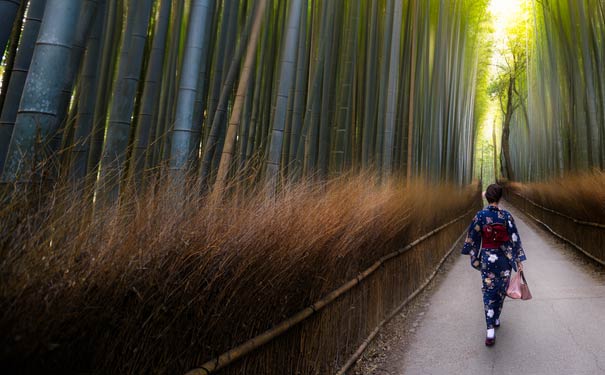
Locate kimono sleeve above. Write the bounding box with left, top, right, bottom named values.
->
left=507, top=213, right=527, bottom=263
left=462, top=214, right=482, bottom=270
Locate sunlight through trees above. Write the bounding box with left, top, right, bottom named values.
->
left=485, top=0, right=605, bottom=182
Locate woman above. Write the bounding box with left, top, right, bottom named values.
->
left=461, top=184, right=526, bottom=346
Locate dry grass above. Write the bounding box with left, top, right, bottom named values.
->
left=506, top=171, right=605, bottom=224
left=0, top=174, right=478, bottom=374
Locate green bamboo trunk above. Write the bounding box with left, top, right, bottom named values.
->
left=1, top=0, right=83, bottom=182
left=198, top=2, right=256, bottom=187
left=382, top=0, right=404, bottom=178
left=331, top=0, right=359, bottom=174
left=361, top=0, right=379, bottom=169
left=213, top=0, right=268, bottom=197
left=288, top=0, right=310, bottom=172
left=52, top=0, right=99, bottom=156
left=147, top=0, right=184, bottom=171
left=70, top=0, right=107, bottom=180
left=265, top=0, right=304, bottom=192
left=86, top=0, right=123, bottom=184
left=127, top=0, right=171, bottom=185
left=96, top=0, right=154, bottom=201
left=0, top=0, right=26, bottom=111
left=169, top=0, right=213, bottom=180
left=0, top=0, right=47, bottom=174
left=0, top=0, right=21, bottom=55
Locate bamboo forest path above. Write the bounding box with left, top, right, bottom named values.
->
left=352, top=202, right=605, bottom=375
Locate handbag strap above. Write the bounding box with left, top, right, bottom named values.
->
left=519, top=270, right=528, bottom=285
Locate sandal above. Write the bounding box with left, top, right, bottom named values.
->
left=485, top=335, right=496, bottom=346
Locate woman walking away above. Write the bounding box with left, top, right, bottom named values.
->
left=461, top=184, right=526, bottom=346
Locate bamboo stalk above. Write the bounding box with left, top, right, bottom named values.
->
left=405, top=0, right=417, bottom=183
left=361, top=0, right=378, bottom=169
left=265, top=0, right=304, bottom=192
left=203, top=1, right=234, bottom=148
left=213, top=0, right=268, bottom=199
left=382, top=0, right=404, bottom=178
left=0, top=0, right=22, bottom=55
left=1, top=0, right=83, bottom=182
left=86, top=0, right=123, bottom=183
left=0, top=0, right=46, bottom=173
left=198, top=1, right=256, bottom=188
left=288, top=0, right=309, bottom=172
left=0, top=0, right=26, bottom=111
left=168, top=0, right=213, bottom=180
left=53, top=0, right=100, bottom=155
left=147, top=0, right=184, bottom=170
left=128, top=0, right=171, bottom=185
left=96, top=0, right=154, bottom=202
left=69, top=0, right=107, bottom=180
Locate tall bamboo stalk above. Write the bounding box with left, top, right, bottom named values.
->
left=147, top=0, right=184, bottom=170
left=198, top=2, right=256, bottom=188
left=128, top=0, right=171, bottom=185
left=361, top=0, right=378, bottom=169
left=288, top=0, right=310, bottom=172
left=70, top=0, right=107, bottom=180
left=86, top=0, right=122, bottom=181
left=265, top=0, right=304, bottom=192
left=0, top=0, right=47, bottom=174
left=96, top=0, right=154, bottom=201
left=213, top=0, right=268, bottom=198
left=383, top=0, right=404, bottom=178
left=406, top=0, right=418, bottom=183
left=53, top=0, right=99, bottom=155
left=168, top=0, right=212, bottom=180
left=0, top=0, right=26, bottom=111
left=1, top=0, right=83, bottom=182
left=331, top=0, right=359, bottom=174
left=0, top=0, right=21, bottom=55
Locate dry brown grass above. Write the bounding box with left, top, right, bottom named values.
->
left=506, top=171, right=605, bottom=224
left=0, top=174, right=478, bottom=374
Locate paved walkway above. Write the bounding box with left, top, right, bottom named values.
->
left=366, top=202, right=605, bottom=375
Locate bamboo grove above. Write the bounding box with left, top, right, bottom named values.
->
left=0, top=0, right=490, bottom=202
left=503, top=0, right=605, bottom=182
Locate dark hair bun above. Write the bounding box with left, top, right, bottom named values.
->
left=485, top=184, right=503, bottom=203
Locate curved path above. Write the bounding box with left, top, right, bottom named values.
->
left=353, top=202, right=605, bottom=375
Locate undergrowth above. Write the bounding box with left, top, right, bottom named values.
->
left=506, top=171, right=605, bottom=224
left=0, top=174, right=478, bottom=374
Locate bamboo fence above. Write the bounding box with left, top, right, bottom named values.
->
left=505, top=190, right=605, bottom=266
left=185, top=206, right=479, bottom=375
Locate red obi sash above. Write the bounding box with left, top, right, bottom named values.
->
left=481, top=223, right=510, bottom=249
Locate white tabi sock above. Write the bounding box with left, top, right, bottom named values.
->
left=487, top=328, right=495, bottom=338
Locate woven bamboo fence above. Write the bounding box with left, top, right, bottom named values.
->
left=185, top=205, right=479, bottom=375
left=505, top=190, right=605, bottom=266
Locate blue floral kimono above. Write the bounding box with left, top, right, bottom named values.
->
left=461, top=205, right=527, bottom=329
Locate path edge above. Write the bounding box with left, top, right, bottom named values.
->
left=336, top=230, right=467, bottom=375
